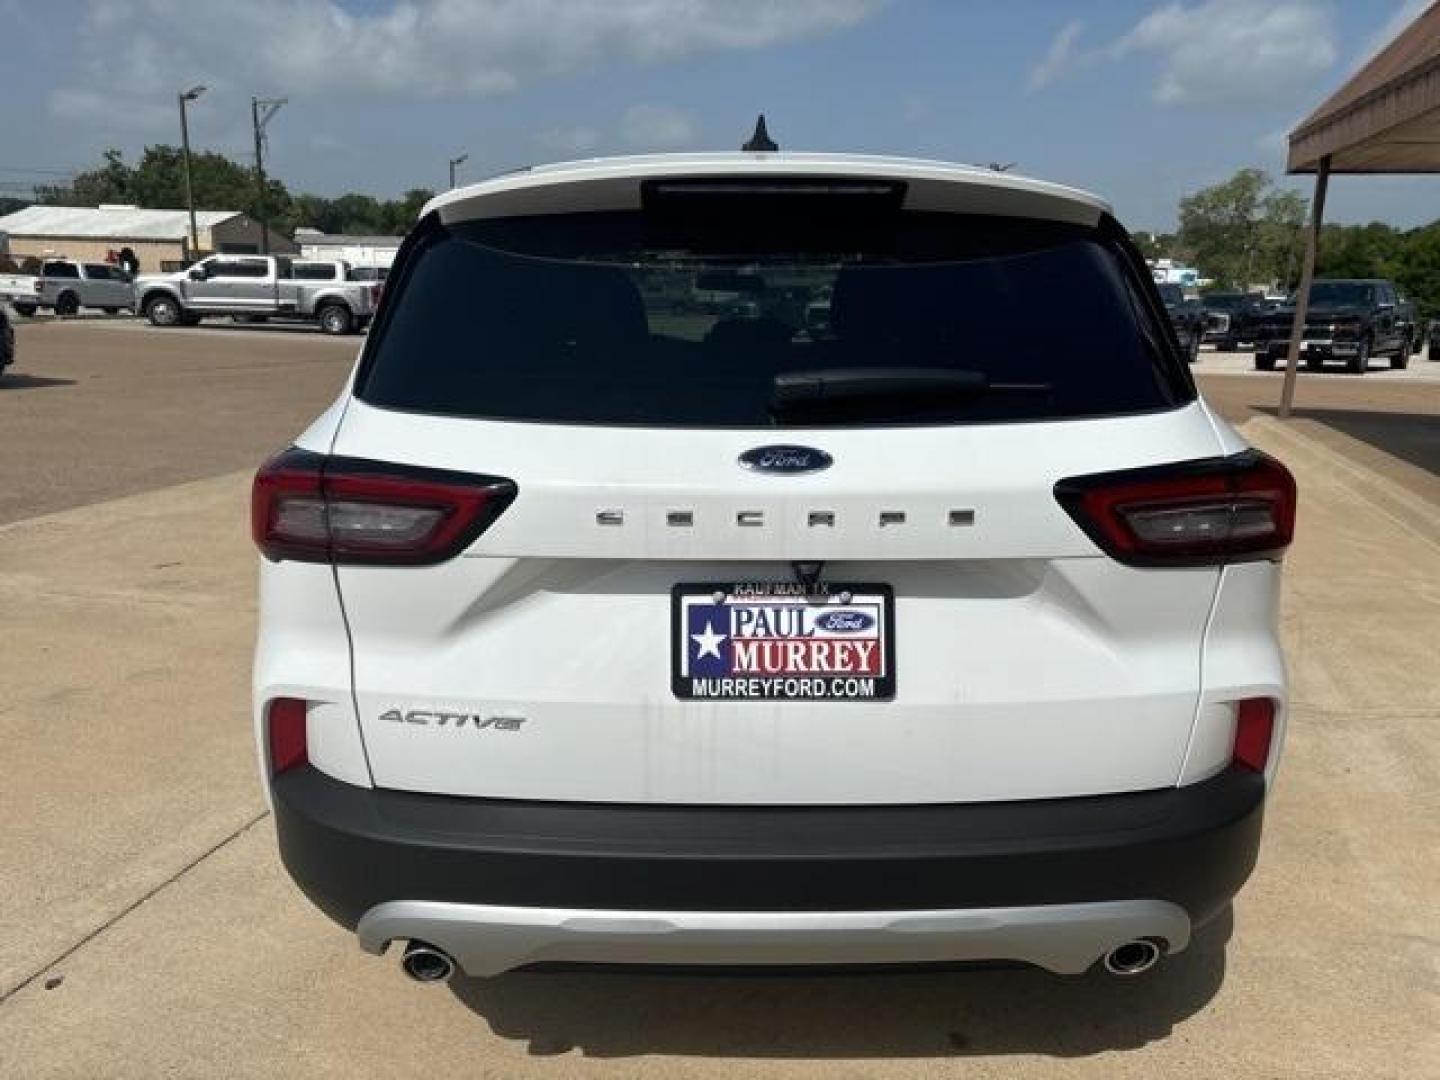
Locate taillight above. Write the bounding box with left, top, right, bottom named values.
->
left=251, top=448, right=516, bottom=565
left=268, top=697, right=309, bottom=774
left=1232, top=697, right=1276, bottom=772
left=1054, top=450, right=1296, bottom=567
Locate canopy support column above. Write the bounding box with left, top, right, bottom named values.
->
left=1279, top=155, right=1331, bottom=419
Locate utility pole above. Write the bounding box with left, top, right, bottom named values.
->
left=449, top=153, right=468, bottom=189
left=178, top=85, right=206, bottom=260
left=251, top=96, right=287, bottom=254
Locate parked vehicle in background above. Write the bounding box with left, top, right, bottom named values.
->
left=1255, top=278, right=1410, bottom=374
left=1428, top=319, right=1440, bottom=358
left=134, top=255, right=378, bottom=335
left=1157, top=283, right=1202, bottom=363
left=253, top=153, right=1294, bottom=984
left=0, top=304, right=13, bottom=375
left=0, top=255, right=135, bottom=316
left=1200, top=292, right=1272, bottom=351
left=1395, top=291, right=1422, bottom=355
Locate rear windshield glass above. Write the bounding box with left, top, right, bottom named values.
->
left=1307, top=282, right=1374, bottom=306
left=359, top=209, right=1185, bottom=427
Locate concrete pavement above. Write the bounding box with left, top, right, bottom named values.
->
left=0, top=323, right=1436, bottom=1077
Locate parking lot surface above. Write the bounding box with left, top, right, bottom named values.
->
left=1, top=319, right=1437, bottom=1077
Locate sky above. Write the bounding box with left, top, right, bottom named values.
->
left=0, top=0, right=1435, bottom=232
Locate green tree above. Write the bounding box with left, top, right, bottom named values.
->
left=42, top=146, right=291, bottom=230
left=1178, top=168, right=1269, bottom=288
left=385, top=188, right=434, bottom=233
left=1389, top=223, right=1440, bottom=317
left=1258, top=188, right=1308, bottom=288
left=36, top=148, right=133, bottom=205
left=34, top=148, right=433, bottom=244
left=1176, top=169, right=1310, bottom=289
left=1134, top=230, right=1181, bottom=261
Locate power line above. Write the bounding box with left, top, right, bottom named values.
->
left=0, top=165, right=79, bottom=176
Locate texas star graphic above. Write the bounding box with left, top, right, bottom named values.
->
left=690, top=620, right=727, bottom=660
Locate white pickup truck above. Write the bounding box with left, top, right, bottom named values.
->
left=0, top=256, right=136, bottom=316
left=134, top=255, right=379, bottom=335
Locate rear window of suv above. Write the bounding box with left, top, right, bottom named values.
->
left=358, top=207, right=1187, bottom=427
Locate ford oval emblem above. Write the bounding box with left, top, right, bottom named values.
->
left=814, top=610, right=875, bottom=633
left=738, top=445, right=833, bottom=475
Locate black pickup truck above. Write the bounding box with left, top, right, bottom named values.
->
left=1200, top=292, right=1273, bottom=351
left=0, top=304, right=13, bottom=377
left=1157, top=283, right=1203, bottom=363
left=1254, top=278, right=1411, bottom=375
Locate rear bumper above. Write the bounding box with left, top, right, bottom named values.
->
left=356, top=898, right=1191, bottom=976
left=272, top=765, right=1266, bottom=972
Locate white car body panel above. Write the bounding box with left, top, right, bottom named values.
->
left=315, top=399, right=1235, bottom=805
left=427, top=153, right=1110, bottom=227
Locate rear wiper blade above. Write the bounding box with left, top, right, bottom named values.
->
left=769, top=367, right=1051, bottom=415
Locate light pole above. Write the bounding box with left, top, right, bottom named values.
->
left=178, top=85, right=206, bottom=260
left=449, top=153, right=468, bottom=189
left=251, top=96, right=288, bottom=254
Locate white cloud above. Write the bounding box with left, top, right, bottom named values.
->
left=50, top=0, right=880, bottom=127
left=1029, top=1, right=1336, bottom=107
left=1112, top=0, right=1336, bottom=106
left=619, top=104, right=698, bottom=148
left=535, top=126, right=603, bottom=155
left=1027, top=20, right=1085, bottom=92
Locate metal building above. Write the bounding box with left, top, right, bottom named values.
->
left=0, top=204, right=298, bottom=273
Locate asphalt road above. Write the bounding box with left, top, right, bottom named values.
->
left=1, top=319, right=1436, bottom=1078
left=0, top=319, right=358, bottom=524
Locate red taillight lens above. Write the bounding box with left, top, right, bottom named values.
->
left=251, top=448, right=516, bottom=565
left=268, top=697, right=309, bottom=775
left=1232, top=697, right=1276, bottom=772
left=1054, top=450, right=1296, bottom=566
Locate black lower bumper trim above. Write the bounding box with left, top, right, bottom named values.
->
left=272, top=766, right=1266, bottom=930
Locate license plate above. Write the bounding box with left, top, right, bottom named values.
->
left=671, top=582, right=895, bottom=701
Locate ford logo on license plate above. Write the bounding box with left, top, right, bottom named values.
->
left=739, top=445, right=833, bottom=475
left=814, top=610, right=875, bottom=633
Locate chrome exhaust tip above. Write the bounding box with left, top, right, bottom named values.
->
left=400, top=941, right=455, bottom=983
left=1102, top=938, right=1163, bottom=976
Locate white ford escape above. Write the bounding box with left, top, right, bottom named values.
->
left=252, top=153, right=1295, bottom=983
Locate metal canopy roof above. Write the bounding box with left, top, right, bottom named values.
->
left=0, top=205, right=241, bottom=241
left=1288, top=1, right=1440, bottom=173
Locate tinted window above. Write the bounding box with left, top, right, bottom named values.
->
left=360, top=210, right=1185, bottom=427
left=43, top=262, right=80, bottom=279
left=1203, top=293, right=1246, bottom=310
left=1157, top=284, right=1184, bottom=308
left=212, top=259, right=269, bottom=278
left=1309, top=282, right=1374, bottom=306
left=291, top=262, right=339, bottom=280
